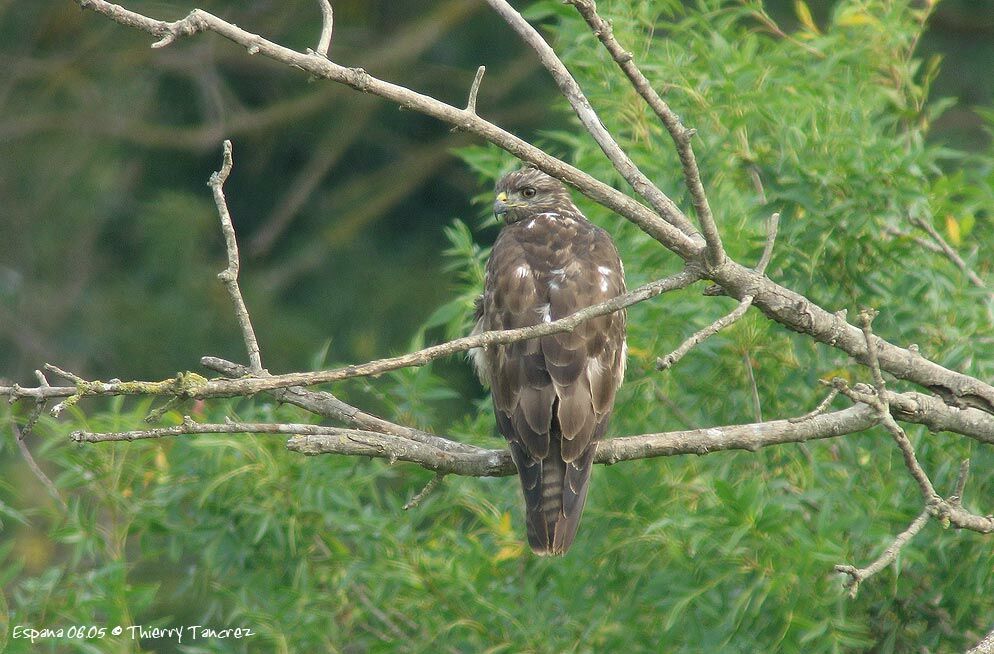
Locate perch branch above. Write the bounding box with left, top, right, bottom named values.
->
left=565, top=0, right=723, bottom=266
left=70, top=404, right=886, bottom=477
left=209, top=140, right=263, bottom=373
left=68, top=394, right=994, bottom=481
left=1, top=269, right=700, bottom=403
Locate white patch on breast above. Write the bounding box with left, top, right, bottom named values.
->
left=536, top=304, right=552, bottom=323
left=618, top=341, right=628, bottom=384
left=550, top=267, right=566, bottom=281
left=468, top=319, right=491, bottom=385
left=527, top=219, right=536, bottom=229
left=599, top=276, right=610, bottom=293
left=515, top=264, right=530, bottom=279
left=597, top=265, right=613, bottom=276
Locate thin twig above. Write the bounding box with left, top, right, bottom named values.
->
left=209, top=140, right=264, bottom=373
left=43, top=363, right=84, bottom=384
left=910, top=216, right=989, bottom=293
left=403, top=473, right=445, bottom=510
left=354, top=585, right=408, bottom=641
left=564, top=0, right=722, bottom=266
left=315, top=0, right=333, bottom=57
left=755, top=213, right=780, bottom=276
left=743, top=350, right=763, bottom=423
left=465, top=65, right=485, bottom=115
left=789, top=388, right=839, bottom=423
left=748, top=165, right=767, bottom=204
left=834, top=509, right=930, bottom=598
left=951, top=459, right=970, bottom=506
left=657, top=214, right=778, bottom=370
left=11, top=418, right=67, bottom=512
left=656, top=298, right=752, bottom=370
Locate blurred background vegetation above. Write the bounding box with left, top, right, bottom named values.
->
left=2, top=0, right=993, bottom=652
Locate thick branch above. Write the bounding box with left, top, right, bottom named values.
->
left=708, top=259, right=994, bottom=415
left=64, top=396, right=990, bottom=480
left=71, top=404, right=885, bottom=477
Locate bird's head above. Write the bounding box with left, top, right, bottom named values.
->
left=493, top=167, right=573, bottom=224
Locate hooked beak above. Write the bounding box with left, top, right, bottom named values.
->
left=493, top=191, right=509, bottom=220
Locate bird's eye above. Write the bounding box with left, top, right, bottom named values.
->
left=521, top=187, right=536, bottom=198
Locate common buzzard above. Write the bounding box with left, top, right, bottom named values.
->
left=471, top=167, right=627, bottom=555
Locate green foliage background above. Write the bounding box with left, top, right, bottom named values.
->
left=2, top=1, right=994, bottom=652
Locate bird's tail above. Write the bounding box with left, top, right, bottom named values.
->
left=512, top=431, right=595, bottom=556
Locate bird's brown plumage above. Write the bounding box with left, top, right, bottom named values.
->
left=471, top=167, right=627, bottom=555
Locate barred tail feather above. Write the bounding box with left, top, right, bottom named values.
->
left=510, top=431, right=594, bottom=556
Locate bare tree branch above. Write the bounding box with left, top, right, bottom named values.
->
left=314, top=0, right=333, bottom=58
left=657, top=214, right=778, bottom=370
left=1, top=269, right=700, bottom=403
left=910, top=216, right=989, bottom=295
left=564, top=0, right=723, bottom=266
left=10, top=370, right=67, bottom=510
left=789, top=387, right=839, bottom=423
left=656, top=297, right=752, bottom=370
left=65, top=393, right=994, bottom=482
left=481, top=0, right=704, bottom=251
left=66, top=0, right=994, bottom=414
left=209, top=140, right=263, bottom=373
left=464, top=65, right=485, bottom=116
left=834, top=509, right=930, bottom=598
left=843, top=313, right=994, bottom=533
left=73, top=0, right=700, bottom=258
left=403, top=473, right=445, bottom=511
left=67, top=404, right=882, bottom=477
left=200, top=356, right=482, bottom=455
